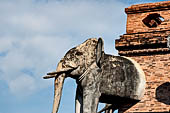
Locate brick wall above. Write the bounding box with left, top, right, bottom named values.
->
left=115, top=30, right=170, bottom=56
left=125, top=1, right=170, bottom=34
left=115, top=1, right=170, bottom=113
left=121, top=54, right=170, bottom=112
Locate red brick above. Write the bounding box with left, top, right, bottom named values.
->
left=116, top=1, right=170, bottom=113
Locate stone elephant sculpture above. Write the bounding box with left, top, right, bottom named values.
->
left=43, top=38, right=146, bottom=113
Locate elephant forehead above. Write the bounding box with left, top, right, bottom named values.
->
left=76, top=38, right=98, bottom=50
left=64, top=48, right=76, bottom=59
left=63, top=38, right=98, bottom=69
left=64, top=38, right=97, bottom=58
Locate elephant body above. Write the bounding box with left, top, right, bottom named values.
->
left=100, top=55, right=145, bottom=101
left=44, top=38, right=146, bottom=113
left=76, top=55, right=145, bottom=113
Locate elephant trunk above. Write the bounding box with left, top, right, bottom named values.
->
left=52, top=74, right=65, bottom=113
left=52, top=62, right=65, bottom=113
left=44, top=61, right=76, bottom=113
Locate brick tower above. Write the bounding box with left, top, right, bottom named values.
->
left=115, top=1, right=170, bottom=113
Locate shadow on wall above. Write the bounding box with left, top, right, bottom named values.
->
left=155, top=82, right=170, bottom=105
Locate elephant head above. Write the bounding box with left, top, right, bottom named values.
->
left=43, top=38, right=104, bottom=113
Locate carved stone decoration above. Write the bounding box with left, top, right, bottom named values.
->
left=43, top=38, right=146, bottom=113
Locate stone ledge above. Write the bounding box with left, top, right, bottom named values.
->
left=118, top=48, right=170, bottom=56
left=115, top=30, right=170, bottom=51
left=125, top=1, right=170, bottom=14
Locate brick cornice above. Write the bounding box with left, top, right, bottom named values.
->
left=115, top=30, right=170, bottom=56
left=118, top=48, right=170, bottom=56
left=125, top=1, right=170, bottom=14
left=116, top=30, right=170, bottom=49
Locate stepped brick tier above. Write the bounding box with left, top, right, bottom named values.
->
left=115, top=1, right=170, bottom=113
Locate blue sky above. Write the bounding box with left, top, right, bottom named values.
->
left=0, top=0, right=168, bottom=113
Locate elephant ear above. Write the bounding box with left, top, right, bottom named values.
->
left=96, top=38, right=104, bottom=68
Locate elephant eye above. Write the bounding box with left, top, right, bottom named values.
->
left=75, top=51, right=83, bottom=56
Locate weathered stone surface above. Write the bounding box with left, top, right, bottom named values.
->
left=45, top=38, right=146, bottom=113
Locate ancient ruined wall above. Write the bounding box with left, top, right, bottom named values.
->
left=125, top=1, right=170, bottom=34
left=125, top=54, right=170, bottom=112
left=116, top=1, right=170, bottom=113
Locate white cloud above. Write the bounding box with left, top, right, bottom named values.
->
left=9, top=74, right=36, bottom=96
left=0, top=35, right=72, bottom=96
left=0, top=0, right=127, bottom=97
left=0, top=0, right=127, bottom=36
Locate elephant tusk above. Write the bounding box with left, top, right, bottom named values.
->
left=43, top=67, right=78, bottom=79
left=43, top=74, right=57, bottom=79
left=43, top=71, right=66, bottom=79
left=43, top=71, right=59, bottom=79
left=47, top=71, right=59, bottom=75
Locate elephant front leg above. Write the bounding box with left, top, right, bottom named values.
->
left=75, top=86, right=83, bottom=113
left=83, top=89, right=100, bottom=113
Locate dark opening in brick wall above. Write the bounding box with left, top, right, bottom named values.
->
left=142, top=13, right=164, bottom=28
left=156, top=82, right=170, bottom=105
